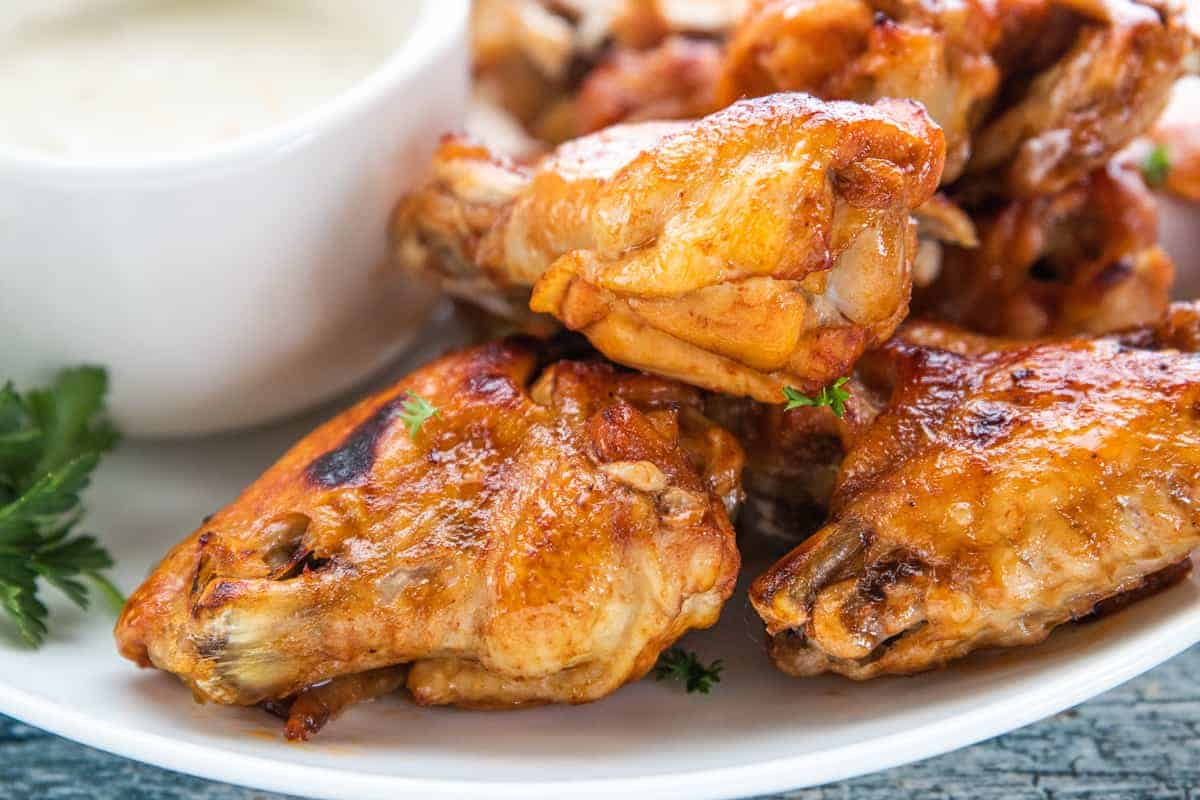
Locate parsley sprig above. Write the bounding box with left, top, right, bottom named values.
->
left=783, top=377, right=851, bottom=417
left=397, top=392, right=438, bottom=436
left=1141, top=144, right=1171, bottom=188
left=0, top=367, right=121, bottom=646
left=653, top=647, right=723, bottom=694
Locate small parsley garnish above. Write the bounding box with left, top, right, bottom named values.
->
left=0, top=367, right=122, bottom=647
left=397, top=392, right=438, bottom=436
left=783, top=376, right=851, bottom=417
left=1141, top=144, right=1171, bottom=188
left=653, top=647, right=723, bottom=694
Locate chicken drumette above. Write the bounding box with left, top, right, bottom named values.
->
left=116, top=339, right=743, bottom=738
left=394, top=93, right=945, bottom=402
left=719, top=0, right=1191, bottom=194
left=750, top=307, right=1200, bottom=679
left=472, top=0, right=745, bottom=143
left=915, top=156, right=1175, bottom=337
left=970, top=0, right=1192, bottom=196
left=719, top=0, right=1000, bottom=184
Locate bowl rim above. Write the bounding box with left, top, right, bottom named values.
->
left=0, top=0, right=469, bottom=177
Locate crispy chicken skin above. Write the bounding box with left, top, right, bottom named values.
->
left=575, top=36, right=724, bottom=133
left=719, top=0, right=1191, bottom=194
left=391, top=138, right=539, bottom=324
left=971, top=0, right=1192, bottom=196
left=915, top=158, right=1175, bottom=337
left=750, top=308, right=1200, bottom=679
left=115, top=340, right=742, bottom=736
left=719, top=0, right=1000, bottom=184
left=700, top=320, right=1015, bottom=544
left=471, top=0, right=746, bottom=143
left=394, top=93, right=945, bottom=402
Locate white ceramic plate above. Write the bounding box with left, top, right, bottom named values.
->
left=1, top=302, right=1200, bottom=800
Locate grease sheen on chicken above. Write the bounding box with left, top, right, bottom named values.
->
left=751, top=308, right=1200, bottom=679
left=471, top=0, right=746, bottom=143
left=394, top=93, right=945, bottom=402
left=719, top=0, right=1000, bottom=184
left=915, top=157, right=1175, bottom=337
left=719, top=0, right=1191, bottom=194
left=115, top=339, right=743, bottom=737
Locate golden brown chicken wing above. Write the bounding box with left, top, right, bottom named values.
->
left=471, top=0, right=578, bottom=142
left=719, top=0, right=1000, bottom=184
left=750, top=309, right=1200, bottom=679
left=472, top=0, right=746, bottom=143
left=557, top=0, right=748, bottom=50
left=915, top=157, right=1175, bottom=337
left=719, top=0, right=1192, bottom=194
left=575, top=36, right=724, bottom=133
left=116, top=339, right=743, bottom=737
left=394, top=93, right=945, bottom=402
left=970, top=0, right=1192, bottom=196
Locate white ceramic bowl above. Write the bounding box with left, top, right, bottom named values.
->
left=0, top=0, right=468, bottom=437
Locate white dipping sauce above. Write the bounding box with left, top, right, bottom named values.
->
left=0, top=0, right=414, bottom=159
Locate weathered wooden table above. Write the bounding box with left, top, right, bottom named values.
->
left=3, top=644, right=1197, bottom=799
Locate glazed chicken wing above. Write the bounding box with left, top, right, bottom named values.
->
left=700, top=317, right=1014, bottom=546
left=915, top=157, right=1174, bottom=337
left=116, top=339, right=742, bottom=737
left=394, top=93, right=945, bottom=402
left=970, top=0, right=1192, bottom=196
left=719, top=0, right=1191, bottom=194
left=472, top=0, right=745, bottom=143
left=705, top=384, right=880, bottom=544
left=750, top=308, right=1200, bottom=679
left=719, top=0, right=1000, bottom=184
left=574, top=36, right=724, bottom=133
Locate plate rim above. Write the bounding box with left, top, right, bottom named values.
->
left=2, top=603, right=1198, bottom=800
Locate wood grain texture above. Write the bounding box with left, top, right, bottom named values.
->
left=2, top=644, right=1198, bottom=799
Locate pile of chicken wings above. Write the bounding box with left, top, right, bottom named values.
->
left=117, top=0, right=1200, bottom=738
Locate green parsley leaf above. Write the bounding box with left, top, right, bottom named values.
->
left=0, top=383, right=41, bottom=502
left=397, top=392, right=438, bottom=436
left=26, top=367, right=118, bottom=480
left=0, top=367, right=122, bottom=647
left=783, top=376, right=851, bottom=417
left=653, top=647, right=724, bottom=694
left=1141, top=144, right=1171, bottom=188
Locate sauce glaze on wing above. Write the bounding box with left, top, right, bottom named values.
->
left=751, top=307, right=1200, bottom=679
left=915, top=157, right=1175, bottom=337
left=115, top=339, right=743, bottom=736
left=719, top=0, right=1192, bottom=195
left=719, top=0, right=1000, bottom=184
left=394, top=93, right=945, bottom=402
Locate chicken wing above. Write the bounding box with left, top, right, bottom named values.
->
left=719, top=0, right=1000, bottom=184
left=915, top=157, right=1175, bottom=337
left=970, top=0, right=1192, bottom=196
left=575, top=36, right=724, bottom=133
left=393, top=93, right=945, bottom=402
left=116, top=339, right=743, bottom=736
left=471, top=0, right=578, bottom=143
left=750, top=308, right=1200, bottom=679
left=472, top=0, right=745, bottom=143
left=719, top=0, right=1191, bottom=194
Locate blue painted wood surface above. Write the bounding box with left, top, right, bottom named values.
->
left=2, top=644, right=1197, bottom=799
